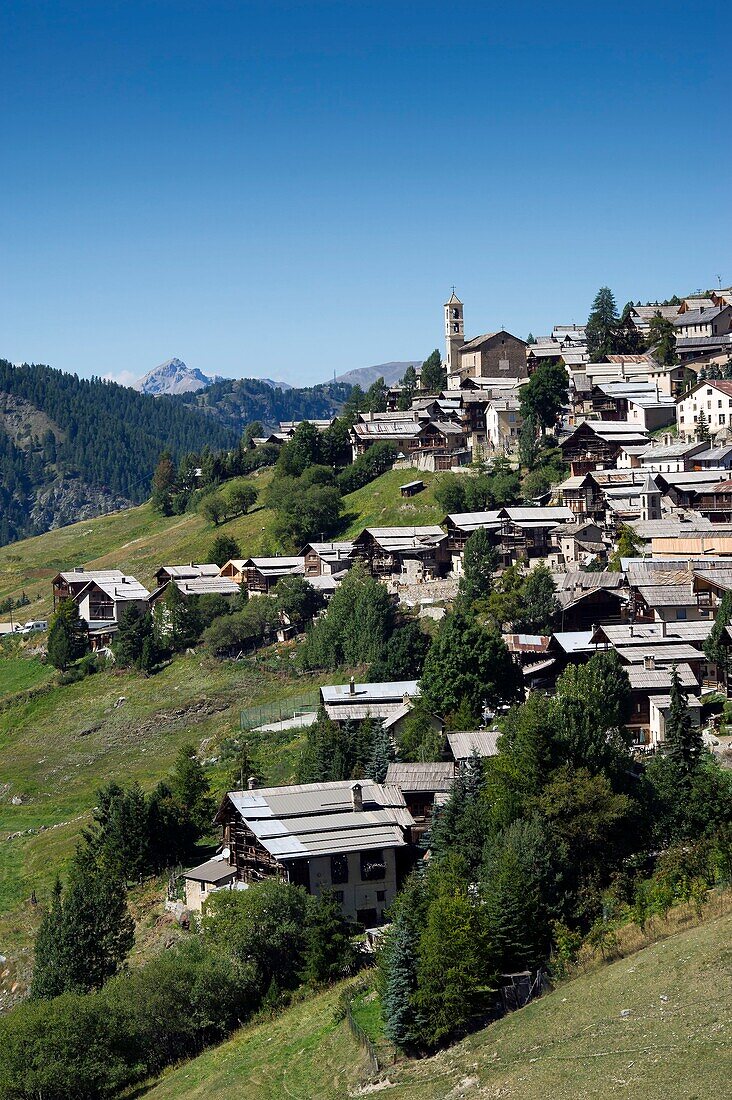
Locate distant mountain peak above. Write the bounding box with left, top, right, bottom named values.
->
left=332, top=361, right=421, bottom=388
left=134, top=359, right=215, bottom=396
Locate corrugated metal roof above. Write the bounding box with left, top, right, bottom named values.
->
left=321, top=680, right=419, bottom=703
left=159, top=564, right=220, bottom=579
left=219, top=780, right=414, bottom=860
left=447, top=730, right=501, bottom=759
left=615, top=644, right=701, bottom=664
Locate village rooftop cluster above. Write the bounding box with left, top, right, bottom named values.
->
left=37, top=287, right=732, bottom=925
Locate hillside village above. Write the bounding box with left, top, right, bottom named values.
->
left=3, top=286, right=732, bottom=1094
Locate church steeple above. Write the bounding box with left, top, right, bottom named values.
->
left=444, top=288, right=464, bottom=379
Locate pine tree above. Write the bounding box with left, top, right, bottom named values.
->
left=170, top=743, right=216, bottom=836
left=31, top=856, right=134, bottom=997
left=664, top=665, right=702, bottom=776
left=457, top=527, right=497, bottom=607
left=30, top=878, right=66, bottom=998
left=368, top=721, right=395, bottom=783
left=300, top=892, right=356, bottom=985
left=514, top=563, right=559, bottom=634
left=151, top=451, right=176, bottom=514
left=586, top=287, right=619, bottom=359
left=47, top=599, right=89, bottom=670
left=703, top=591, right=732, bottom=685
left=382, top=873, right=428, bottom=1048
left=113, top=604, right=155, bottom=669
left=482, top=816, right=551, bottom=972
left=697, top=409, right=710, bottom=443
left=420, top=349, right=446, bottom=393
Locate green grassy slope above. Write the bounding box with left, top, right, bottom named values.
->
left=0, top=468, right=445, bottom=617
left=0, top=650, right=329, bottom=988
left=147, top=910, right=732, bottom=1100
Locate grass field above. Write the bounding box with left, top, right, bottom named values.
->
left=0, top=467, right=445, bottom=617
left=0, top=652, right=54, bottom=699
left=145, top=909, right=732, bottom=1100
left=0, top=646, right=331, bottom=995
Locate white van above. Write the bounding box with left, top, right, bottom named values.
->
left=23, top=620, right=48, bottom=633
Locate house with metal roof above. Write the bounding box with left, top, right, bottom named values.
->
left=153, top=563, right=221, bottom=588
left=148, top=575, right=241, bottom=608
left=187, top=780, right=416, bottom=924
left=219, top=556, right=305, bottom=594
left=301, top=541, right=355, bottom=578
left=352, top=526, right=449, bottom=582
left=446, top=729, right=501, bottom=764
left=73, top=575, right=150, bottom=626
left=385, top=762, right=455, bottom=828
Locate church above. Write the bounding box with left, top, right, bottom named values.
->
left=444, top=290, right=528, bottom=387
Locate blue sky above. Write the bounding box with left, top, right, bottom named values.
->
left=1, top=1, right=730, bottom=387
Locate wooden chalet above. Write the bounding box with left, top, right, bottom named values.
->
left=301, top=541, right=355, bottom=578
left=220, top=556, right=304, bottom=594
left=384, top=762, right=455, bottom=832
left=559, top=420, right=649, bottom=473
left=52, top=568, right=127, bottom=609
left=153, top=563, right=221, bottom=588
left=190, top=780, right=415, bottom=925
left=352, top=526, right=449, bottom=582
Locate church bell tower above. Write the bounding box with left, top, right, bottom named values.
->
left=444, top=289, right=464, bottom=380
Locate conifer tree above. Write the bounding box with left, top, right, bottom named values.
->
left=382, top=872, right=429, bottom=1048
left=586, top=286, right=619, bottom=359
left=482, top=815, right=551, bottom=972
left=170, top=743, right=216, bottom=836
left=113, top=604, right=155, bottom=669
left=31, top=856, right=134, bottom=997
left=47, top=599, right=89, bottom=670
left=368, top=721, right=395, bottom=783
left=697, top=409, right=710, bottom=443
left=300, top=892, right=356, bottom=985
left=664, top=665, right=703, bottom=776
left=703, top=590, right=732, bottom=685
left=151, top=451, right=176, bottom=514
left=457, top=527, right=497, bottom=607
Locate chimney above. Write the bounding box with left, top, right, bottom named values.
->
left=351, top=782, right=363, bottom=811
left=661, top=619, right=667, bottom=637
left=644, top=654, right=655, bottom=671
left=349, top=676, right=356, bottom=696
left=247, top=776, right=257, bottom=790
left=629, top=622, right=634, bottom=637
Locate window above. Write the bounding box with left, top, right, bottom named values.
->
left=719, top=400, right=723, bottom=408
left=721, top=415, right=726, bottom=425
left=360, top=850, right=386, bottom=881
left=330, top=854, right=349, bottom=884
left=676, top=608, right=687, bottom=620
left=376, top=890, right=386, bottom=902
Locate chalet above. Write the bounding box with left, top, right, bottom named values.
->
left=624, top=660, right=700, bottom=747
left=554, top=473, right=605, bottom=523
left=148, top=575, right=241, bottom=608
left=318, top=681, right=440, bottom=742
left=193, top=780, right=416, bottom=925
left=443, top=510, right=503, bottom=572
left=559, top=421, right=649, bottom=472
left=498, top=506, right=575, bottom=564
left=554, top=520, right=605, bottom=567
left=352, top=526, right=449, bottom=583
left=384, top=762, right=455, bottom=829
left=153, top=563, right=223, bottom=587
left=552, top=571, right=628, bottom=631
left=673, top=305, right=732, bottom=341
left=627, top=305, right=679, bottom=337
left=653, top=469, right=732, bottom=509
left=74, top=575, right=150, bottom=626
left=446, top=729, right=501, bottom=765
left=636, top=440, right=707, bottom=474
left=301, top=541, right=355, bottom=577
left=222, top=557, right=305, bottom=594
left=351, top=415, right=466, bottom=466
left=279, top=419, right=337, bottom=434
left=52, top=568, right=127, bottom=609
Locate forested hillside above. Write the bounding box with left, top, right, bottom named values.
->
left=174, top=376, right=352, bottom=432
left=0, top=361, right=238, bottom=546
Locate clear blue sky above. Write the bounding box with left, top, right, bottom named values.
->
left=1, top=1, right=730, bottom=387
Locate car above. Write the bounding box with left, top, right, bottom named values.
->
left=22, top=620, right=48, bottom=633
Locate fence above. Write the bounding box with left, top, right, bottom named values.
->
left=240, top=690, right=320, bottom=731
left=340, top=976, right=380, bottom=1076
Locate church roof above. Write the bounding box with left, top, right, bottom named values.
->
left=445, top=290, right=462, bottom=305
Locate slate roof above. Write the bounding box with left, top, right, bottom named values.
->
left=626, top=663, right=698, bottom=690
